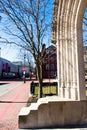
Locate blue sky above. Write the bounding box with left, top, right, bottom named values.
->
left=0, top=30, right=21, bottom=62
left=0, top=1, right=87, bottom=62
left=0, top=44, right=20, bottom=62
left=0, top=0, right=53, bottom=62
left=0, top=13, right=21, bottom=62
left=83, top=7, right=87, bottom=45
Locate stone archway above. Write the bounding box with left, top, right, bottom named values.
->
left=19, top=1, right=87, bottom=128
left=52, top=0, right=87, bottom=100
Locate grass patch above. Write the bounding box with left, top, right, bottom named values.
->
left=27, top=84, right=57, bottom=107
left=30, top=82, right=57, bottom=96
left=86, top=90, right=87, bottom=96
left=34, top=85, right=57, bottom=96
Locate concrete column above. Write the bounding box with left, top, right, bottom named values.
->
left=70, top=0, right=79, bottom=100
left=75, top=0, right=87, bottom=100
left=52, top=0, right=87, bottom=100
left=56, top=0, right=62, bottom=96
left=68, top=0, right=75, bottom=98
left=59, top=0, right=66, bottom=98
left=63, top=0, right=71, bottom=99
left=56, top=41, right=60, bottom=96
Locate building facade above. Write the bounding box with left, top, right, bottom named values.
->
left=42, top=45, right=57, bottom=79
left=0, top=58, right=18, bottom=78
left=0, top=58, right=30, bottom=78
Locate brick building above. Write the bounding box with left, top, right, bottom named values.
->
left=42, top=45, right=57, bottom=79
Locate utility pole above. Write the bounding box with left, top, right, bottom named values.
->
left=0, top=48, right=1, bottom=78
left=23, top=54, right=26, bottom=83
left=0, top=16, right=2, bottom=78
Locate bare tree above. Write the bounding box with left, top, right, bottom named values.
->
left=83, top=7, right=87, bottom=45
left=0, top=0, right=53, bottom=98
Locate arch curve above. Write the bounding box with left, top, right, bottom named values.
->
left=52, top=0, right=87, bottom=100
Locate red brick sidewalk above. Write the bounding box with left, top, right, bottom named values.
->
left=0, top=81, right=31, bottom=130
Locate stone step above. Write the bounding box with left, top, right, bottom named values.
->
left=18, top=96, right=87, bottom=129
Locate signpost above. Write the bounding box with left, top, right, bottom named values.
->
left=22, top=67, right=26, bottom=71
left=22, top=67, right=26, bottom=83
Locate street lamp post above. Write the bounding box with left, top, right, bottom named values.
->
left=0, top=48, right=1, bottom=78
left=23, top=54, right=26, bottom=83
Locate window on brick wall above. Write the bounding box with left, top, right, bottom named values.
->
left=51, top=64, right=54, bottom=70
left=46, top=64, right=49, bottom=70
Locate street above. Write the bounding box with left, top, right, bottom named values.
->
left=0, top=80, right=30, bottom=130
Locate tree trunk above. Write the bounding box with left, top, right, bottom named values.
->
left=36, top=63, right=43, bottom=98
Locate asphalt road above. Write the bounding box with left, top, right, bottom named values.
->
left=0, top=80, right=30, bottom=130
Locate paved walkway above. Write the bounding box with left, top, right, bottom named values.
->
left=0, top=79, right=87, bottom=130
left=19, top=128, right=87, bottom=130
left=0, top=80, right=31, bottom=130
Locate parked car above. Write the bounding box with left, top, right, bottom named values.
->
left=4, top=72, right=16, bottom=78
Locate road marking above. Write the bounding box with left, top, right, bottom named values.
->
left=0, top=94, right=19, bottom=121
left=0, top=83, right=23, bottom=96
left=0, top=83, right=25, bottom=121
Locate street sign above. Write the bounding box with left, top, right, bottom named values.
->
left=22, top=67, right=26, bottom=71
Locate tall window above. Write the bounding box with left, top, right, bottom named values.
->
left=46, top=64, right=49, bottom=70
left=50, top=57, right=54, bottom=62
left=51, top=64, right=54, bottom=70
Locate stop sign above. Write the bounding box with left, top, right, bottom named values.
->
left=22, top=67, right=26, bottom=71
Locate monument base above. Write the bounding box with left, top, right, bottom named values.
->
left=64, top=87, right=71, bottom=99
left=71, top=87, right=78, bottom=100
left=59, top=87, right=79, bottom=100
left=19, top=96, right=87, bottom=129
